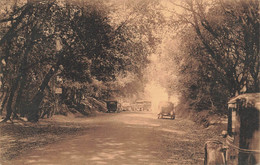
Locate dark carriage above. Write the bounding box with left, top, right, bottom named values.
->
left=106, top=101, right=118, bottom=113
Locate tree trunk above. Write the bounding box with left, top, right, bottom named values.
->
left=2, top=78, right=20, bottom=122
left=0, top=87, right=9, bottom=115
left=27, top=63, right=60, bottom=122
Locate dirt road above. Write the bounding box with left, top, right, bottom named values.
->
left=3, top=112, right=220, bottom=165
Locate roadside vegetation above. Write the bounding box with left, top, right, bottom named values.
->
left=160, top=0, right=259, bottom=115
left=0, top=0, right=162, bottom=122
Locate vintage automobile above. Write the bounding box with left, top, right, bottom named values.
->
left=204, top=93, right=260, bottom=165
left=134, top=100, right=152, bottom=111
left=157, top=101, right=175, bottom=119
left=106, top=101, right=118, bottom=113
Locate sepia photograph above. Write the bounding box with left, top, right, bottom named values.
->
left=0, top=0, right=259, bottom=164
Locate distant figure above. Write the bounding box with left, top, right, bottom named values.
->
left=157, top=101, right=175, bottom=119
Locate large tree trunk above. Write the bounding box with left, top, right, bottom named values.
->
left=27, top=63, right=60, bottom=122
left=13, top=78, right=26, bottom=119
left=0, top=87, right=9, bottom=115
left=2, top=78, right=20, bottom=122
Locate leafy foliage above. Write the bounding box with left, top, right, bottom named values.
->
left=165, top=0, right=259, bottom=113
left=0, top=0, right=159, bottom=121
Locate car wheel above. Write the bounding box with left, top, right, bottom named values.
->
left=171, top=116, right=175, bottom=120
